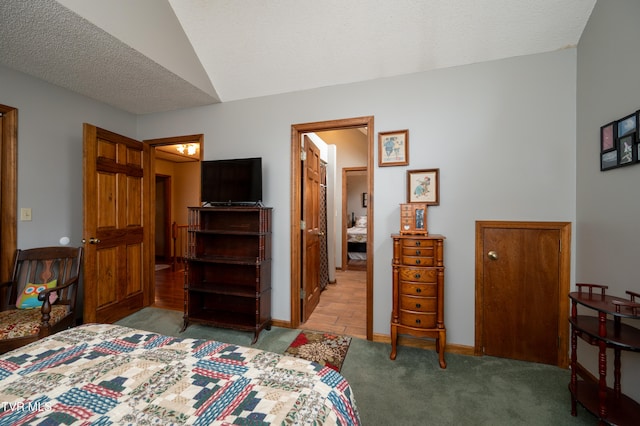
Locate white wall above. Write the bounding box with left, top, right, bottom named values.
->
left=576, top=0, right=640, bottom=402
left=138, top=49, right=577, bottom=346
left=0, top=64, right=137, bottom=249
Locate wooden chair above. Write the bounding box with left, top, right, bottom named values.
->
left=0, top=246, right=83, bottom=354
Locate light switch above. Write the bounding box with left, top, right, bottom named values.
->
left=20, top=207, right=32, bottom=221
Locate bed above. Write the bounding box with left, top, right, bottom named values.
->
left=0, top=324, right=360, bottom=425
left=347, top=216, right=367, bottom=260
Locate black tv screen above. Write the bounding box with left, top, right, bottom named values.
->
left=201, top=157, right=262, bottom=205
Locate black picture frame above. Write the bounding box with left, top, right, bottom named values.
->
left=601, top=150, right=618, bottom=171
left=601, top=121, right=616, bottom=152
left=618, top=134, right=636, bottom=166
left=617, top=113, right=636, bottom=139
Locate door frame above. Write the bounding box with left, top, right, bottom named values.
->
left=0, top=104, right=17, bottom=283
left=474, top=220, right=572, bottom=367
left=290, top=116, right=374, bottom=340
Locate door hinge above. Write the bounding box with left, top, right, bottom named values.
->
left=559, top=239, right=562, bottom=252
left=300, top=289, right=306, bottom=299
left=300, top=150, right=307, bottom=161
left=300, top=220, right=306, bottom=230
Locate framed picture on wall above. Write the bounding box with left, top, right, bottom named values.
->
left=407, top=168, right=439, bottom=205
left=601, top=122, right=616, bottom=152
left=617, top=113, right=636, bottom=138
left=378, top=130, right=409, bottom=166
left=601, top=150, right=618, bottom=171
left=618, top=134, right=635, bottom=166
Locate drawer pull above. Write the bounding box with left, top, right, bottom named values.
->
left=416, top=288, right=422, bottom=293
left=415, top=241, right=422, bottom=246
left=416, top=250, right=421, bottom=255
left=414, top=273, right=421, bottom=279
left=415, top=259, right=421, bottom=265
left=416, top=303, right=421, bottom=308
left=415, top=319, right=421, bottom=324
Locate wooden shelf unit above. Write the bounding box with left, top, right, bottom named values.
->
left=569, top=283, right=640, bottom=425
left=183, top=206, right=272, bottom=343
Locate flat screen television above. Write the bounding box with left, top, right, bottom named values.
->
left=201, top=157, right=263, bottom=206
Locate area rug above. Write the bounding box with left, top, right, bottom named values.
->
left=284, top=330, right=352, bottom=372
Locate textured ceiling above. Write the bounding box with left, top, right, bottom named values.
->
left=0, top=0, right=596, bottom=115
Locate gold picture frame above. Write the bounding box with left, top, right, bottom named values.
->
left=378, top=130, right=409, bottom=167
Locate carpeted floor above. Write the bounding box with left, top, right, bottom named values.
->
left=116, top=307, right=597, bottom=426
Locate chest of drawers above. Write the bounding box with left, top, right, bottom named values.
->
left=390, top=233, right=446, bottom=368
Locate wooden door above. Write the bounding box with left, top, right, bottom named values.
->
left=301, top=135, right=321, bottom=322
left=475, top=221, right=571, bottom=367
left=83, top=124, right=151, bottom=323
left=0, top=105, right=17, bottom=284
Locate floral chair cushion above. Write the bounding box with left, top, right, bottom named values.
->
left=0, top=305, right=70, bottom=340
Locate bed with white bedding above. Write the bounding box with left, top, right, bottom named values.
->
left=347, top=216, right=367, bottom=260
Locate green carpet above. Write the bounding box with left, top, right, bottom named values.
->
left=116, top=307, right=597, bottom=425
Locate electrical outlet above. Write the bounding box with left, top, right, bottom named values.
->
left=20, top=208, right=32, bottom=221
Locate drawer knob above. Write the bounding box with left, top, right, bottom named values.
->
left=414, top=273, right=421, bottom=279
left=416, top=319, right=421, bottom=324
left=416, top=288, right=422, bottom=293
left=416, top=303, right=421, bottom=308
left=416, top=250, right=421, bottom=255
left=415, top=259, right=421, bottom=265
left=415, top=241, right=422, bottom=246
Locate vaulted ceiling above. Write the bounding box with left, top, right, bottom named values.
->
left=0, top=0, right=596, bottom=115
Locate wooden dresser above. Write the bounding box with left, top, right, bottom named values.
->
left=390, top=233, right=446, bottom=368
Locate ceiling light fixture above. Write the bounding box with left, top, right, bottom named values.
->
left=176, top=144, right=198, bottom=156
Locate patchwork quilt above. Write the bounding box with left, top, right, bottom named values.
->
left=0, top=324, right=361, bottom=425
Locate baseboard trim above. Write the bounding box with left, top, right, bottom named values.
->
left=372, top=333, right=475, bottom=356
left=271, top=319, right=475, bottom=356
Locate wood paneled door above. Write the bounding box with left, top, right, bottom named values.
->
left=475, top=221, right=571, bottom=367
left=82, top=124, right=152, bottom=323
left=301, top=135, right=322, bottom=322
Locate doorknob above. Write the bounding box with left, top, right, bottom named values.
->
left=487, top=250, right=498, bottom=260
left=82, top=238, right=101, bottom=244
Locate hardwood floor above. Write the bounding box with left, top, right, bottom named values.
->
left=153, top=263, right=184, bottom=312
left=299, top=269, right=367, bottom=339
left=153, top=263, right=367, bottom=339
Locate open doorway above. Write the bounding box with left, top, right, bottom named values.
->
left=145, top=135, right=203, bottom=310
left=290, top=116, right=374, bottom=340
left=342, top=167, right=368, bottom=271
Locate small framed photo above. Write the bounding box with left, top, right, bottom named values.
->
left=601, top=150, right=618, bottom=171
left=378, top=130, right=409, bottom=166
left=618, top=134, right=635, bottom=166
left=618, top=113, right=636, bottom=138
left=407, top=168, right=439, bottom=205
left=601, top=122, right=615, bottom=152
